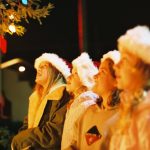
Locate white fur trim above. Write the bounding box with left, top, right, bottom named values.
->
left=72, top=52, right=98, bottom=90
left=101, top=50, right=121, bottom=64
left=118, top=25, right=150, bottom=64
left=34, top=53, right=71, bottom=80
left=70, top=91, right=99, bottom=108
left=76, top=91, right=99, bottom=104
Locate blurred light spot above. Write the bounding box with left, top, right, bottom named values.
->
left=8, top=24, right=16, bottom=33
left=18, top=66, right=25, bottom=72
left=22, top=0, right=28, bottom=5
left=9, top=14, right=14, bottom=20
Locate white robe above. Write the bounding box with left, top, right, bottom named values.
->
left=61, top=91, right=99, bottom=150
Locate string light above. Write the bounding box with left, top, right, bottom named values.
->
left=0, top=1, right=54, bottom=36
left=9, top=14, right=14, bottom=20
left=8, top=24, right=16, bottom=33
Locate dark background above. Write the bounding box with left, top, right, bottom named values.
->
left=1, top=0, right=150, bottom=73
left=2, top=0, right=79, bottom=64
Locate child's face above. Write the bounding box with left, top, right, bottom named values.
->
left=35, top=61, right=50, bottom=86
left=114, top=51, right=143, bottom=91
left=93, top=59, right=116, bottom=96
left=66, top=70, right=82, bottom=94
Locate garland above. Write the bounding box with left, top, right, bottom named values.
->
left=0, top=0, right=54, bottom=36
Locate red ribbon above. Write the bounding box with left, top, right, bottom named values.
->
left=0, top=36, right=7, bottom=54
left=78, top=0, right=83, bottom=53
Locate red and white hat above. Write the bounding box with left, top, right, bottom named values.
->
left=72, top=52, right=98, bottom=90
left=118, top=25, right=150, bottom=64
left=101, top=50, right=121, bottom=64
left=34, top=53, right=71, bottom=80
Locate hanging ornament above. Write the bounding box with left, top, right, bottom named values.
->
left=21, top=0, right=28, bottom=5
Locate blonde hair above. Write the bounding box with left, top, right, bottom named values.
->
left=117, top=57, right=150, bottom=133
left=35, top=62, right=65, bottom=98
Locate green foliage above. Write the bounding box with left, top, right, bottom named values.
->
left=0, top=127, right=10, bottom=149
left=0, top=0, right=54, bottom=36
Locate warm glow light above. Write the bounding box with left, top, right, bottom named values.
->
left=0, top=58, right=23, bottom=69
left=18, top=66, right=26, bottom=72
left=9, top=14, right=14, bottom=20
left=8, top=24, right=16, bottom=33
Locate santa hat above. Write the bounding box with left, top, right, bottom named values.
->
left=118, top=25, right=150, bottom=64
left=72, top=52, right=98, bottom=90
left=101, top=50, right=121, bottom=64
left=34, top=53, right=71, bottom=80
